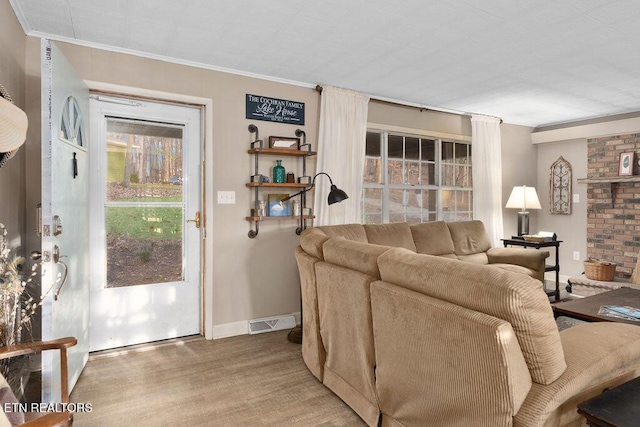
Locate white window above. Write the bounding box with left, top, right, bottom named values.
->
left=362, top=130, right=472, bottom=224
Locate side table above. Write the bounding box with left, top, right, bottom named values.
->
left=501, top=238, right=562, bottom=301
left=577, top=376, right=640, bottom=426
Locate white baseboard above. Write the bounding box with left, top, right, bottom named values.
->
left=210, top=312, right=300, bottom=340
left=211, top=321, right=248, bottom=339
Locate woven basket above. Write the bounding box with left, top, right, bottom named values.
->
left=583, top=259, right=616, bottom=281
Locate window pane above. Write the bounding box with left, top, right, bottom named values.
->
left=389, top=189, right=406, bottom=216
left=421, top=139, right=435, bottom=162
left=455, top=143, right=468, bottom=163
left=364, top=214, right=382, bottom=224
left=366, top=132, right=381, bottom=157
left=405, top=137, right=419, bottom=160
left=106, top=205, right=183, bottom=287
left=388, top=159, right=404, bottom=185
left=365, top=132, right=382, bottom=184
left=442, top=164, right=454, bottom=186
left=455, top=165, right=468, bottom=186
left=389, top=213, right=405, bottom=223
left=407, top=161, right=420, bottom=185
left=363, top=188, right=382, bottom=214
left=364, top=157, right=382, bottom=184
left=420, top=163, right=434, bottom=185
left=442, top=141, right=454, bottom=162
left=422, top=190, right=437, bottom=212
left=388, top=135, right=403, bottom=159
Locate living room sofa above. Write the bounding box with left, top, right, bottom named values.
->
left=294, top=221, right=640, bottom=426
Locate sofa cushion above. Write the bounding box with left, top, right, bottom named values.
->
left=410, top=221, right=456, bottom=256
left=300, top=224, right=367, bottom=261
left=323, top=238, right=390, bottom=279
left=447, top=220, right=492, bottom=256
left=490, top=263, right=538, bottom=279
left=300, top=228, right=332, bottom=260
left=457, top=252, right=489, bottom=265
left=364, top=223, right=417, bottom=252
left=377, top=248, right=567, bottom=385
left=317, top=224, right=368, bottom=242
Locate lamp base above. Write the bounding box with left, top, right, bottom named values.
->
left=287, top=326, right=302, bottom=344
left=517, top=212, right=530, bottom=236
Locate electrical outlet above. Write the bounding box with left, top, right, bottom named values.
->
left=217, top=191, right=236, bottom=204
left=573, top=251, right=580, bottom=261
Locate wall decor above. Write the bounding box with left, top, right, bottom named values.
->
left=246, top=94, right=305, bottom=125
left=268, top=194, right=291, bottom=217
left=550, top=156, right=572, bottom=215
left=268, top=136, right=300, bottom=150
left=619, top=152, right=634, bottom=176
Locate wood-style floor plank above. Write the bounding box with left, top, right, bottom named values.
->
left=70, top=331, right=365, bottom=426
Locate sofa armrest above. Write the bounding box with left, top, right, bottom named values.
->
left=514, top=322, right=640, bottom=426
left=487, top=247, right=549, bottom=273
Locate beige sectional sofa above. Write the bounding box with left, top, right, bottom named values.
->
left=294, top=221, right=640, bottom=426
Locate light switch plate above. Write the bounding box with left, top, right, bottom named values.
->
left=573, top=194, right=579, bottom=203
left=217, top=191, right=236, bottom=204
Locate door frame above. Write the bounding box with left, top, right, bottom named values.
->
left=87, top=81, right=214, bottom=339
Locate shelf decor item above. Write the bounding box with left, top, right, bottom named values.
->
left=268, top=194, right=291, bottom=217
left=273, top=160, right=285, bottom=183
left=619, top=152, right=634, bottom=176
left=269, top=136, right=300, bottom=150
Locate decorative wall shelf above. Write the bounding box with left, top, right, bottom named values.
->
left=577, top=176, right=640, bottom=184
left=246, top=182, right=310, bottom=188
left=246, top=124, right=316, bottom=238
left=577, top=176, right=640, bottom=209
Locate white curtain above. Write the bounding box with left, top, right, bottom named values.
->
left=314, top=87, right=370, bottom=225
left=471, top=115, right=504, bottom=247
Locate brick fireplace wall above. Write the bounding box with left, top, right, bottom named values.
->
left=587, top=133, right=640, bottom=278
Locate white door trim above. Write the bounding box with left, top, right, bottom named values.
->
left=85, top=81, right=214, bottom=340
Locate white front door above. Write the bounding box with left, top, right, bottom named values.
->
left=40, top=39, right=90, bottom=402
left=89, top=96, right=202, bottom=352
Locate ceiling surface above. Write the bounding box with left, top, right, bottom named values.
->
left=10, top=0, right=640, bottom=127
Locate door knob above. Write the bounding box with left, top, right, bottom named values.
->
left=30, top=251, right=42, bottom=260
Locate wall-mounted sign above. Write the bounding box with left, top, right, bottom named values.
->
left=246, top=94, right=305, bottom=125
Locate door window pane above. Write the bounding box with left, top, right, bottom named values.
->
left=106, top=205, right=183, bottom=287
left=105, top=119, right=186, bottom=288
left=106, top=120, right=184, bottom=202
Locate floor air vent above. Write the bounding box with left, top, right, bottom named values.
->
left=248, top=315, right=296, bottom=334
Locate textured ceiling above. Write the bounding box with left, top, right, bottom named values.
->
left=10, top=0, right=640, bottom=127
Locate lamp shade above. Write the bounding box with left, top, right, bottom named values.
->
left=327, top=184, right=348, bottom=205
left=505, top=186, right=541, bottom=211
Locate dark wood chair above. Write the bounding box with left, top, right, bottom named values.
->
left=0, top=337, right=77, bottom=426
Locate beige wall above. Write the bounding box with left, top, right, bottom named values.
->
left=501, top=123, right=539, bottom=237
left=536, top=140, right=588, bottom=281
left=0, top=0, right=26, bottom=247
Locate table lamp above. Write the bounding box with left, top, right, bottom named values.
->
left=505, top=185, right=541, bottom=236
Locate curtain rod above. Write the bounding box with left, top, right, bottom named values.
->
left=314, top=84, right=503, bottom=123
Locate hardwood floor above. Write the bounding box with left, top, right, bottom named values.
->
left=70, top=331, right=365, bottom=426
